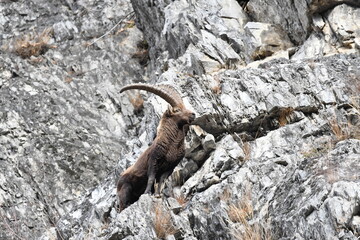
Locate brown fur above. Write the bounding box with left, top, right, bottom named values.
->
left=117, top=105, right=195, bottom=211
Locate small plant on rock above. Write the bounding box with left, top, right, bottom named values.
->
left=278, top=107, right=294, bottom=127
left=153, top=203, right=177, bottom=239
left=329, top=118, right=350, bottom=142
left=174, top=194, right=188, bottom=207
left=132, top=39, right=149, bottom=65
left=243, top=142, right=252, bottom=161
left=228, top=200, right=253, bottom=225
left=210, top=75, right=222, bottom=94
left=227, top=188, right=272, bottom=240
left=13, top=28, right=54, bottom=58
left=128, top=92, right=144, bottom=114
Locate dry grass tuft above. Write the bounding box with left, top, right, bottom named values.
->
left=14, top=28, right=55, bottom=58
left=348, top=96, right=360, bottom=139
left=211, top=76, right=222, bottom=94
left=329, top=116, right=360, bottom=142
left=232, top=222, right=272, bottom=240
left=124, top=20, right=135, bottom=29
left=243, top=142, right=251, bottom=161
left=174, top=194, right=187, bottom=207
left=229, top=200, right=272, bottom=240
left=228, top=200, right=253, bottom=225
left=301, top=143, right=331, bottom=159
left=132, top=39, right=149, bottom=65
left=350, top=96, right=360, bottom=111
left=227, top=187, right=272, bottom=240
left=153, top=203, right=177, bottom=239
left=278, top=107, right=294, bottom=127
left=64, top=76, right=73, bottom=83
left=329, top=118, right=350, bottom=142
left=128, top=92, right=144, bottom=113
left=220, top=188, right=232, bottom=202
left=227, top=187, right=253, bottom=224
left=116, top=20, right=136, bottom=34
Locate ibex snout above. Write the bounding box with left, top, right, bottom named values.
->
left=179, top=109, right=195, bottom=124
left=189, top=112, right=196, bottom=123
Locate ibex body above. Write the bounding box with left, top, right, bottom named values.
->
left=117, top=84, right=195, bottom=211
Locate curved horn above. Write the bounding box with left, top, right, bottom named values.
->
left=120, top=83, right=184, bottom=107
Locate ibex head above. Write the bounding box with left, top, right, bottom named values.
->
left=120, top=83, right=196, bottom=126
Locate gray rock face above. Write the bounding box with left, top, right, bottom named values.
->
left=1, top=0, right=144, bottom=239
left=0, top=0, right=359, bottom=239
left=309, top=0, right=360, bottom=13
left=293, top=4, right=360, bottom=59
left=246, top=0, right=360, bottom=46
left=52, top=52, right=360, bottom=239
left=131, top=0, right=252, bottom=69
left=244, top=22, right=293, bottom=60
left=246, top=0, right=310, bottom=45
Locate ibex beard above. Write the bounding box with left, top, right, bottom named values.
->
left=117, top=84, right=195, bottom=212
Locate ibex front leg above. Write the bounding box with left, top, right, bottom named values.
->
left=144, top=161, right=156, bottom=194
left=155, top=170, right=173, bottom=197
left=145, top=145, right=165, bottom=194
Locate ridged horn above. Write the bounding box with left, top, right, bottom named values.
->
left=120, top=83, right=184, bottom=107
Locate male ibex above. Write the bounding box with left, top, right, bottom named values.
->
left=117, top=83, right=195, bottom=211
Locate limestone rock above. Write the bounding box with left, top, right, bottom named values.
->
left=309, top=0, right=360, bottom=13
left=246, top=0, right=309, bottom=44
left=244, top=22, right=293, bottom=60
left=324, top=4, right=360, bottom=51
left=1, top=0, right=360, bottom=239
left=293, top=4, right=360, bottom=59
left=53, top=21, right=79, bottom=42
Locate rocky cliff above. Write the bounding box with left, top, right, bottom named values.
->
left=0, top=0, right=359, bottom=239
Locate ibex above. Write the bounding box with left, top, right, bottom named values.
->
left=117, top=83, right=195, bottom=211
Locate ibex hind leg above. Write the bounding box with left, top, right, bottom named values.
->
left=118, top=183, right=132, bottom=212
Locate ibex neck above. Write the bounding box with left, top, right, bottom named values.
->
left=156, top=118, right=185, bottom=144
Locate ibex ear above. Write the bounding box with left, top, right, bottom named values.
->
left=165, top=105, right=174, bottom=117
